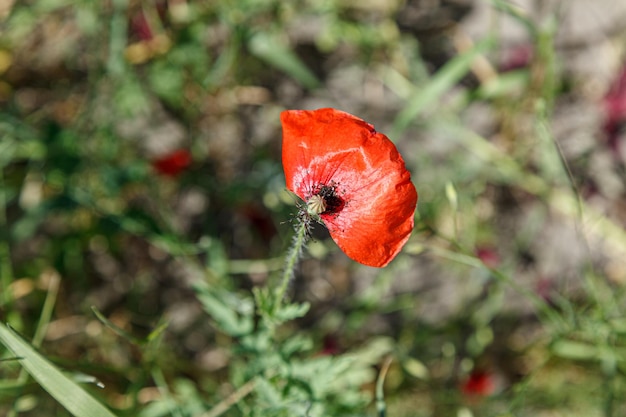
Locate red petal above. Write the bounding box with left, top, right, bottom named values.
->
left=281, top=108, right=417, bottom=267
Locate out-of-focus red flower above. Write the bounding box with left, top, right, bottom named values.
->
left=476, top=247, right=500, bottom=269
left=499, top=44, right=533, bottom=72
left=319, top=334, right=341, bottom=356
left=130, top=11, right=155, bottom=42
left=281, top=108, right=417, bottom=268
left=239, top=204, right=277, bottom=242
left=535, top=276, right=555, bottom=306
left=603, top=65, right=626, bottom=152
left=152, top=149, right=192, bottom=177
left=461, top=370, right=496, bottom=397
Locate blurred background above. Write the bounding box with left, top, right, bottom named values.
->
left=1, top=0, right=626, bottom=416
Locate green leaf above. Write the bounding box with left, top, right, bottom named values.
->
left=402, top=356, right=429, bottom=380
left=193, top=282, right=254, bottom=337
left=148, top=61, right=185, bottom=106
left=551, top=339, right=599, bottom=361
left=0, top=323, right=117, bottom=417
left=274, top=302, right=310, bottom=322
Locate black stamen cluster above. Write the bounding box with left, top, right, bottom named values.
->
left=315, top=184, right=344, bottom=214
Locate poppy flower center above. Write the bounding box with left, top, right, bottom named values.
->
left=307, top=184, right=344, bottom=215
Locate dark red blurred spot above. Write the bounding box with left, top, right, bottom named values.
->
left=152, top=149, right=192, bottom=177
left=318, top=334, right=340, bottom=356
left=500, top=44, right=533, bottom=72
left=476, top=247, right=500, bottom=269
left=130, top=11, right=154, bottom=42
left=603, top=65, right=626, bottom=152
left=239, top=204, right=277, bottom=242
left=535, top=276, right=556, bottom=307
left=461, top=370, right=495, bottom=397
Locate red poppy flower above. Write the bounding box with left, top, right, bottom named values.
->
left=461, top=370, right=496, bottom=397
left=281, top=108, right=418, bottom=267
left=152, top=149, right=192, bottom=177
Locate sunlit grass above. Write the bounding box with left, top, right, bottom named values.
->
left=1, top=0, right=625, bottom=416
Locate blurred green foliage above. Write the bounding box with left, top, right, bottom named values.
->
left=1, top=0, right=626, bottom=416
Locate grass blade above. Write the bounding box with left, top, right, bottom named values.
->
left=391, top=36, right=493, bottom=136
left=248, top=32, right=320, bottom=89
left=0, top=323, right=117, bottom=417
